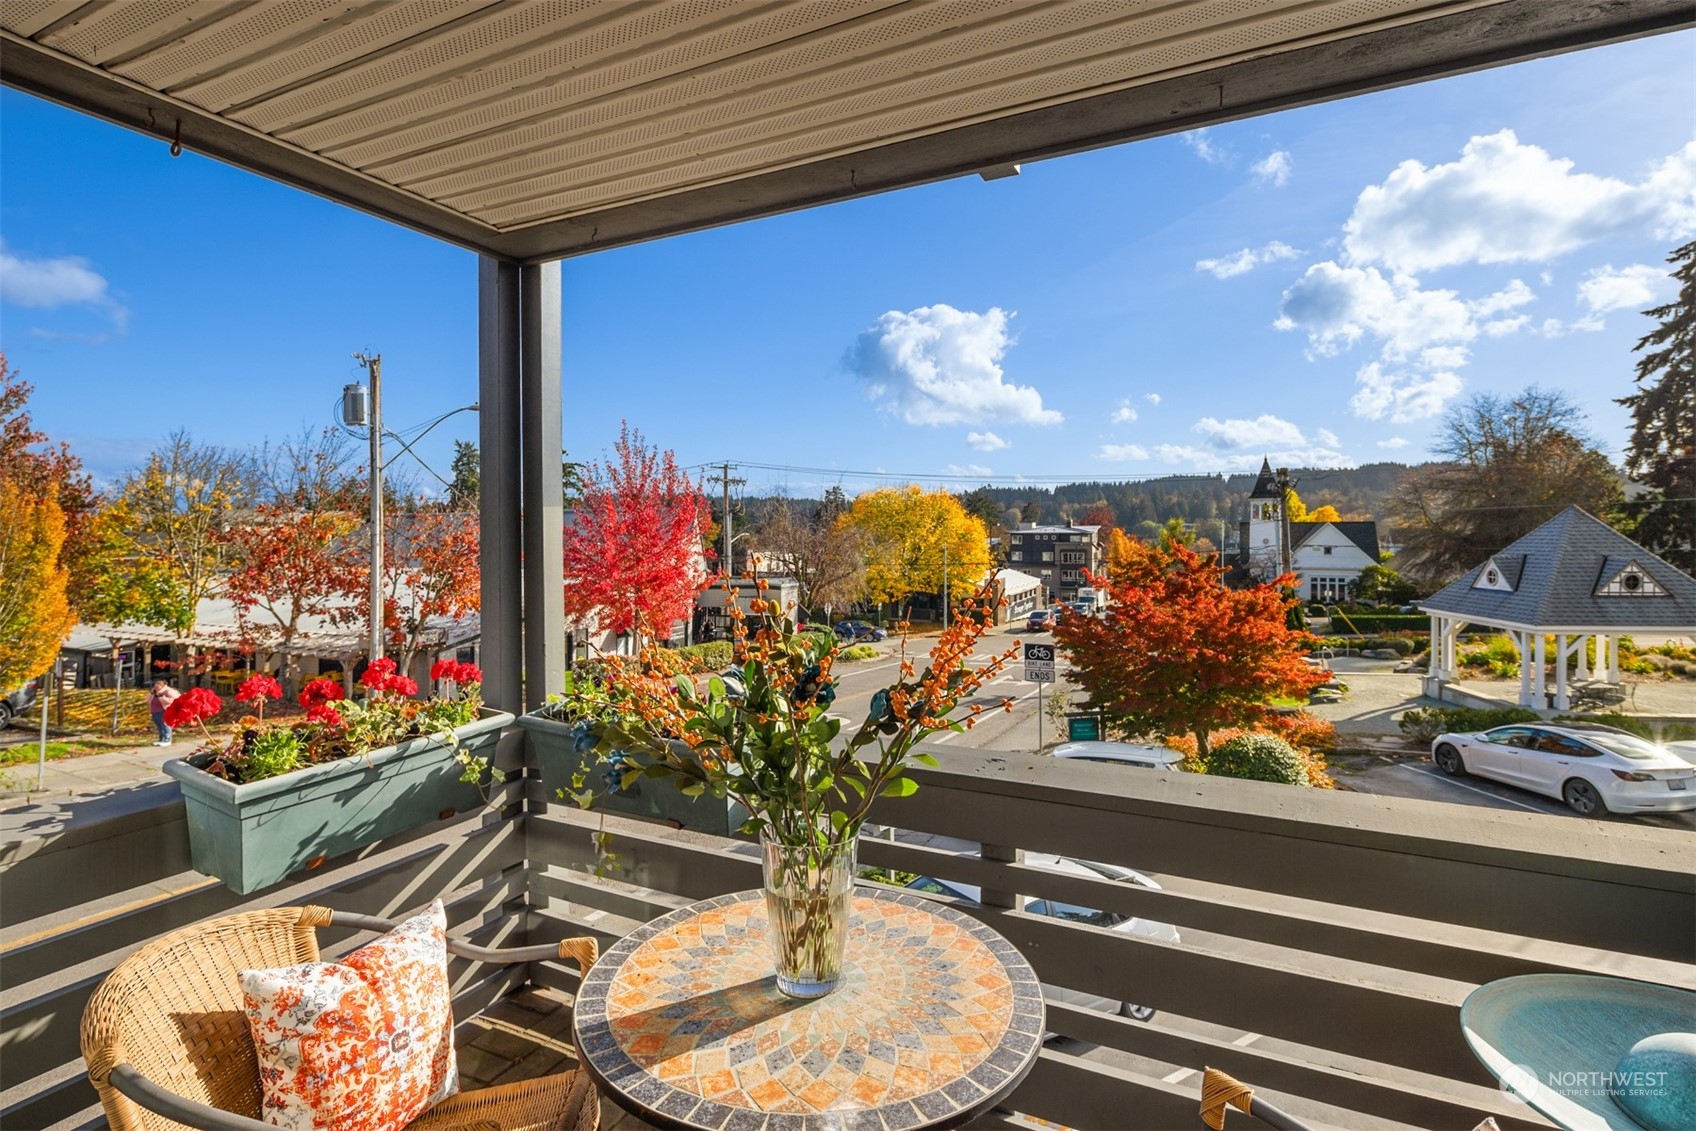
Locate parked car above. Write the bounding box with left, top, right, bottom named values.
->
left=1051, top=741, right=1184, bottom=771
left=905, top=853, right=1178, bottom=1023
left=1, top=679, right=41, bottom=728
left=1049, top=606, right=1065, bottom=625
left=833, top=620, right=887, bottom=642
left=1430, top=723, right=1696, bottom=816
left=1026, top=609, right=1051, bottom=632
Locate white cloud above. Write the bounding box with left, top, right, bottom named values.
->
left=1377, top=437, right=1410, bottom=449
left=1110, top=399, right=1138, bottom=423
left=1484, top=315, right=1531, bottom=337
left=1349, top=362, right=1463, bottom=423
left=1470, top=278, right=1536, bottom=317
left=853, top=304, right=1062, bottom=427
left=1155, top=414, right=1353, bottom=470
left=1196, top=240, right=1301, bottom=279
left=1144, top=393, right=1161, bottom=405
left=1194, top=414, right=1306, bottom=450
left=944, top=463, right=993, bottom=477
left=1420, top=345, right=1471, bottom=370
left=1342, top=131, right=1696, bottom=274
left=1315, top=428, right=1340, bottom=447
left=1182, top=128, right=1228, bottom=165
left=1577, top=263, right=1667, bottom=315
left=966, top=430, right=1009, bottom=451
left=0, top=240, right=127, bottom=331
left=1276, top=262, right=1475, bottom=358
left=1097, top=443, right=1149, bottom=461
left=1252, top=150, right=1293, bottom=187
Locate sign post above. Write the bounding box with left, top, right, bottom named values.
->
left=1023, top=643, right=1055, bottom=752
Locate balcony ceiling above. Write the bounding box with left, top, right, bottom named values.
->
left=2, top=0, right=1688, bottom=263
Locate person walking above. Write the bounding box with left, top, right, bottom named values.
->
left=148, top=680, right=180, bottom=747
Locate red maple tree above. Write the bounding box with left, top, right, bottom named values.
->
left=222, top=504, right=364, bottom=690
left=381, top=511, right=481, bottom=675
left=562, top=423, right=708, bottom=645
left=1053, top=538, right=1326, bottom=759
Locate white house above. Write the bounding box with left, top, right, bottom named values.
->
left=1238, top=459, right=1381, bottom=601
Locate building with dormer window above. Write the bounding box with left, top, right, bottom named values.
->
left=1237, top=459, right=1382, bottom=601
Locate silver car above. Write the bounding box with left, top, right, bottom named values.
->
left=905, top=852, right=1179, bottom=1023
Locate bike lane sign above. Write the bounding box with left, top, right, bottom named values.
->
left=1023, top=643, right=1056, bottom=683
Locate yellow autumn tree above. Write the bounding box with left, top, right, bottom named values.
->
left=0, top=479, right=75, bottom=688
left=1103, top=527, right=1139, bottom=572
left=844, top=486, right=991, bottom=607
left=1308, top=504, right=1342, bottom=523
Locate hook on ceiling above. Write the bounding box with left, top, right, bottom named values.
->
left=170, top=120, right=182, bottom=158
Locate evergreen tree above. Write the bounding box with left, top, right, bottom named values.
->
left=1618, top=240, right=1695, bottom=573
left=448, top=439, right=479, bottom=509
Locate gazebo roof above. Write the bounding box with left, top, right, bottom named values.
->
left=3, top=1, right=1687, bottom=263
left=1418, top=506, right=1696, bottom=632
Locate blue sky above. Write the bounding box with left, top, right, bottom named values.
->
left=3, top=30, right=1692, bottom=496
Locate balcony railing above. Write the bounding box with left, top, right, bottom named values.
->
left=4, top=736, right=1691, bottom=1129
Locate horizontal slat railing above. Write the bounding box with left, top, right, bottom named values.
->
left=524, top=746, right=1694, bottom=1131
left=0, top=733, right=529, bottom=1131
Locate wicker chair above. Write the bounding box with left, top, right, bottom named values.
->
left=81, top=905, right=600, bottom=1131
left=1199, top=1067, right=1314, bottom=1130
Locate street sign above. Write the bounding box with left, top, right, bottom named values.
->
left=1066, top=714, right=1101, bottom=741
left=1022, top=642, right=1055, bottom=683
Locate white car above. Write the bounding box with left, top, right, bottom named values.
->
left=1051, top=741, right=1183, bottom=771
left=1431, top=723, right=1696, bottom=817
left=1666, top=740, right=1696, bottom=767
left=905, top=853, right=1179, bottom=1023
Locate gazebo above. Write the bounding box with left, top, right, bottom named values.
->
left=1421, top=506, right=1696, bottom=711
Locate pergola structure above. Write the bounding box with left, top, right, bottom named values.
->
left=1421, top=506, right=1696, bottom=711
left=5, top=0, right=1688, bottom=720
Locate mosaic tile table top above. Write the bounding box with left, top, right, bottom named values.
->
left=573, top=887, right=1045, bottom=1131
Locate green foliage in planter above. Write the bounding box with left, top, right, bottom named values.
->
left=838, top=644, right=880, bottom=662
left=1397, top=706, right=1541, bottom=745
left=1459, top=635, right=1522, bottom=678
left=242, top=727, right=304, bottom=782
left=1205, top=734, right=1308, bottom=785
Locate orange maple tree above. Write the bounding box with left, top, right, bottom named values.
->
left=382, top=510, right=481, bottom=675
left=1052, top=537, right=1326, bottom=760
left=223, top=504, right=364, bottom=690
left=562, top=423, right=708, bottom=645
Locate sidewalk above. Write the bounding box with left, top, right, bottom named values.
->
left=0, top=741, right=178, bottom=806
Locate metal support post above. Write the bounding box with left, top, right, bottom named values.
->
left=521, top=261, right=565, bottom=712
left=478, top=258, right=523, bottom=715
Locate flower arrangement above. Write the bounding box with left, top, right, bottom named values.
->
left=570, top=576, right=1014, bottom=996
left=178, top=660, right=496, bottom=790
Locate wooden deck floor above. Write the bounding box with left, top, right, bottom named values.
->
left=458, top=985, right=658, bottom=1130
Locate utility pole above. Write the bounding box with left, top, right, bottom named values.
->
left=354, top=353, right=384, bottom=663
left=1275, top=466, right=1294, bottom=579
left=709, top=462, right=745, bottom=576
left=942, top=542, right=950, bottom=629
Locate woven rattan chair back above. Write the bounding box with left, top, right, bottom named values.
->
left=81, top=905, right=330, bottom=1131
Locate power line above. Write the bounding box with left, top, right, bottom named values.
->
left=693, top=459, right=1229, bottom=486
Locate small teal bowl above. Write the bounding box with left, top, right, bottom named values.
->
left=1614, top=1032, right=1696, bottom=1131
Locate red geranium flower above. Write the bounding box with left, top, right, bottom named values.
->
left=235, top=675, right=284, bottom=704
left=360, top=657, right=398, bottom=690
left=298, top=678, right=346, bottom=709
left=163, top=687, right=222, bottom=728
left=306, top=703, right=344, bottom=727
left=390, top=676, right=419, bottom=698
left=431, top=659, right=483, bottom=685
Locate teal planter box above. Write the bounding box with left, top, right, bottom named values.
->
left=163, top=709, right=513, bottom=894
left=518, top=712, right=748, bottom=837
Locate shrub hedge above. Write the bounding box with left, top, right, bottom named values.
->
left=1329, top=612, right=1429, bottom=633
left=1206, top=734, right=1309, bottom=785
left=1397, top=706, right=1540, bottom=745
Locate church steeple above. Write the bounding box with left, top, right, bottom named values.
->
left=1244, top=458, right=1283, bottom=576
left=1248, top=458, right=1279, bottom=500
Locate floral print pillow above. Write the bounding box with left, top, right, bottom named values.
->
left=240, top=902, right=458, bottom=1130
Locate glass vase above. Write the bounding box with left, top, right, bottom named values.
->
left=760, top=832, right=856, bottom=999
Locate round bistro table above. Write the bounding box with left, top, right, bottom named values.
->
left=572, top=887, right=1046, bottom=1131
